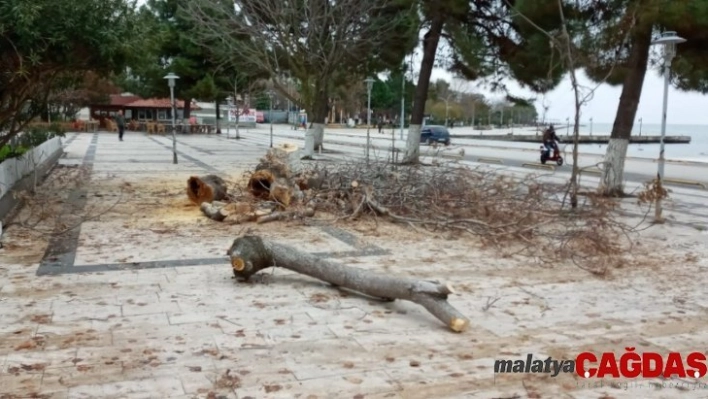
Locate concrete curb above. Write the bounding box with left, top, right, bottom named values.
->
left=0, top=145, right=64, bottom=223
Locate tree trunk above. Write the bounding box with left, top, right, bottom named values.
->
left=249, top=145, right=306, bottom=207
left=186, top=175, right=228, bottom=205
left=313, top=80, right=329, bottom=151
left=303, top=79, right=329, bottom=158
left=600, top=24, right=653, bottom=196
left=228, top=235, right=470, bottom=332
left=402, top=15, right=445, bottom=164
left=215, top=100, right=221, bottom=134
left=183, top=97, right=192, bottom=120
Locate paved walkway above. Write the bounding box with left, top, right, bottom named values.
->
left=0, top=130, right=707, bottom=398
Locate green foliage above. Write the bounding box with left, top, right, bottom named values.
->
left=0, top=123, right=66, bottom=163
left=370, top=80, right=396, bottom=110
left=0, top=145, right=28, bottom=162
left=0, top=0, right=137, bottom=142
left=118, top=0, right=237, bottom=109
left=190, top=75, right=220, bottom=102
left=254, top=93, right=271, bottom=110
left=385, top=70, right=416, bottom=116
left=21, top=124, right=67, bottom=147
left=571, top=0, right=708, bottom=92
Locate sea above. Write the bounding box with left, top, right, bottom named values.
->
left=494, top=123, right=708, bottom=163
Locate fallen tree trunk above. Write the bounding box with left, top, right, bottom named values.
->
left=187, top=175, right=228, bottom=205
left=227, top=235, right=470, bottom=332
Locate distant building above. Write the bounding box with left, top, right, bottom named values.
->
left=87, top=94, right=200, bottom=129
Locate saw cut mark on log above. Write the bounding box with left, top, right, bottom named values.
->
left=247, top=170, right=294, bottom=208
left=227, top=235, right=470, bottom=333
left=187, top=175, right=228, bottom=205
left=247, top=170, right=274, bottom=199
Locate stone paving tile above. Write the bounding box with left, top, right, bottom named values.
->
left=4, top=347, right=79, bottom=371
left=273, top=337, right=382, bottom=380
left=2, top=131, right=708, bottom=398
left=235, top=369, right=399, bottom=399
left=66, top=375, right=186, bottom=399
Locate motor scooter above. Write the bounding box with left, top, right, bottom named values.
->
left=540, top=144, right=564, bottom=166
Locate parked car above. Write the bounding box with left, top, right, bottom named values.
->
left=420, top=125, right=451, bottom=146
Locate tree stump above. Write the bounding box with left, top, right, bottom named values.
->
left=248, top=144, right=305, bottom=208
left=187, top=175, right=228, bottom=205
left=254, top=143, right=304, bottom=179
left=227, top=235, right=470, bottom=332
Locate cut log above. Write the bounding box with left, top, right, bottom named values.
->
left=200, top=201, right=266, bottom=222
left=200, top=201, right=227, bottom=221
left=247, top=170, right=275, bottom=200
left=256, top=208, right=315, bottom=224
left=227, top=235, right=470, bottom=332
left=247, top=171, right=294, bottom=208
left=248, top=145, right=306, bottom=208
left=187, top=175, right=228, bottom=205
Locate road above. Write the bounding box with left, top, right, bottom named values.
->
left=222, top=125, right=708, bottom=192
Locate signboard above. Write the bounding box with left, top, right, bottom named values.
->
left=227, top=107, right=257, bottom=123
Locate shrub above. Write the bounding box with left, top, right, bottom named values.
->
left=0, top=124, right=66, bottom=163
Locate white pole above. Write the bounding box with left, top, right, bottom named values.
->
left=655, top=56, right=672, bottom=222
left=367, top=87, right=371, bottom=164
left=400, top=72, right=405, bottom=140
left=471, top=102, right=475, bottom=131
left=235, top=82, right=240, bottom=139
left=269, top=91, right=274, bottom=148
left=170, top=86, right=177, bottom=164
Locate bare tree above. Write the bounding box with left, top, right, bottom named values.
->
left=183, top=0, right=417, bottom=158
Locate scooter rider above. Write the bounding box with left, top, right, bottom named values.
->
left=542, top=124, right=560, bottom=154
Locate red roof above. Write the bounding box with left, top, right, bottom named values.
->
left=125, top=98, right=200, bottom=110
left=109, top=94, right=142, bottom=106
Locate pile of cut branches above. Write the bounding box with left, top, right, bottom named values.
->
left=192, top=145, right=639, bottom=273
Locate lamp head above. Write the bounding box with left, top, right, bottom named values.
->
left=651, top=31, right=686, bottom=59
left=163, top=72, right=179, bottom=88
left=364, top=77, right=375, bottom=92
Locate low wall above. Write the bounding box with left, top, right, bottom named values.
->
left=0, top=137, right=63, bottom=222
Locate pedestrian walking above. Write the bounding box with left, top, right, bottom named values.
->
left=116, top=110, right=126, bottom=141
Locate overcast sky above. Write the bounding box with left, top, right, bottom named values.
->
left=426, top=66, right=708, bottom=126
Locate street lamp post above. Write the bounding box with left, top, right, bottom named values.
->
left=566, top=117, right=570, bottom=136
left=364, top=77, right=375, bottom=164
left=471, top=102, right=476, bottom=131
left=639, top=117, right=643, bottom=136
left=164, top=72, right=179, bottom=164
left=268, top=89, right=274, bottom=148
left=400, top=66, right=405, bottom=140
left=226, top=96, right=233, bottom=140
left=589, top=117, right=593, bottom=136
left=652, top=31, right=686, bottom=223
